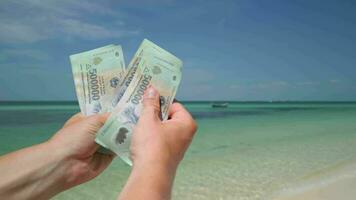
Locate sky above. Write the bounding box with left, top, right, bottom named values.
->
left=0, top=0, right=355, bottom=101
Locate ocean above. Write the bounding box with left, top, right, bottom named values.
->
left=1, top=102, right=356, bottom=200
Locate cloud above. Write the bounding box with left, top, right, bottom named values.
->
left=119, top=0, right=176, bottom=5
left=229, top=84, right=240, bottom=89
left=0, top=0, right=139, bottom=43
left=0, top=21, right=47, bottom=43
left=57, top=19, right=139, bottom=40
left=329, top=79, right=341, bottom=84
left=230, top=81, right=289, bottom=90
left=296, top=81, right=320, bottom=86
left=254, top=81, right=289, bottom=89
left=0, top=49, right=51, bottom=62
left=182, top=68, right=216, bottom=84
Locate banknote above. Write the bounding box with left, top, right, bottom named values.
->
left=108, top=39, right=177, bottom=112
left=95, top=40, right=182, bottom=165
left=70, top=45, right=126, bottom=115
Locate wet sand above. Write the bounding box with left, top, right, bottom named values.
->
left=274, top=176, right=356, bottom=200
left=273, top=162, right=356, bottom=200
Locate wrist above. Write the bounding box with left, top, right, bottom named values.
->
left=39, top=142, right=70, bottom=188
left=131, top=158, right=178, bottom=185
left=41, top=141, right=76, bottom=190
left=0, top=142, right=71, bottom=200
left=133, top=161, right=177, bottom=174
left=133, top=156, right=179, bottom=175
left=122, top=160, right=177, bottom=200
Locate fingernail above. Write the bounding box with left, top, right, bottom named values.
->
left=145, top=86, right=157, bottom=99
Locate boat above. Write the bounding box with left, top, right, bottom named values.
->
left=211, top=102, right=229, bottom=108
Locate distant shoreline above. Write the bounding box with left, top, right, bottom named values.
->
left=0, top=100, right=356, bottom=105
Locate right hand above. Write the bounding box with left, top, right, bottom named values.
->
left=130, top=86, right=197, bottom=170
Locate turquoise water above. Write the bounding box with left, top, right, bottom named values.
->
left=1, top=102, right=356, bottom=200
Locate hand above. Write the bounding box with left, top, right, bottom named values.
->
left=0, top=113, right=113, bottom=200
left=118, top=86, right=197, bottom=200
left=47, top=113, right=114, bottom=189
left=131, top=86, right=197, bottom=170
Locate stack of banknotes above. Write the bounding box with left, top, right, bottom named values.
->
left=70, top=39, right=183, bottom=165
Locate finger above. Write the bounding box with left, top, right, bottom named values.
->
left=63, top=112, right=85, bottom=127
left=140, top=85, right=161, bottom=122
left=168, top=103, right=192, bottom=121
left=168, top=102, right=180, bottom=117
left=167, top=103, right=197, bottom=132
left=88, top=112, right=110, bottom=128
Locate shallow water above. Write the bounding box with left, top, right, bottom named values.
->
left=1, top=102, right=356, bottom=200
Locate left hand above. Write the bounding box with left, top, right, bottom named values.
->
left=0, top=113, right=114, bottom=200
left=48, top=113, right=114, bottom=190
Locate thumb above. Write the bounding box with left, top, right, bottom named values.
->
left=96, top=112, right=110, bottom=126
left=87, top=112, right=110, bottom=129
left=140, top=85, right=161, bottom=122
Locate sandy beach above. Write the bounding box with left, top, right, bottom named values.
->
left=273, top=162, right=356, bottom=200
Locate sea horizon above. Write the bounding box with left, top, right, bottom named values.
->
left=1, top=100, right=356, bottom=105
